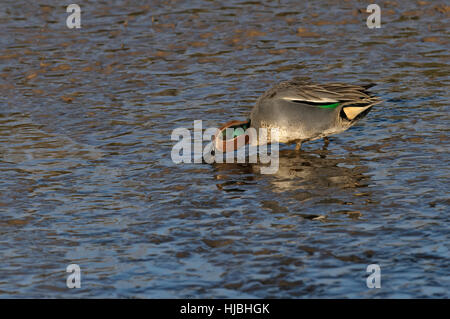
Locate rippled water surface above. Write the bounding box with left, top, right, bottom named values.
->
left=0, top=0, right=449, bottom=298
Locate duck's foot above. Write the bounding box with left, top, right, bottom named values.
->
left=323, top=137, right=329, bottom=149
left=295, top=141, right=302, bottom=151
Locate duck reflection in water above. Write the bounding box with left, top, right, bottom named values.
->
left=213, top=146, right=371, bottom=197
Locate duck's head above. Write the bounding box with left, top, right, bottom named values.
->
left=213, top=119, right=252, bottom=153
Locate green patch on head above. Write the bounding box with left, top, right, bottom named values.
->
left=318, top=102, right=340, bottom=109
left=221, top=123, right=250, bottom=139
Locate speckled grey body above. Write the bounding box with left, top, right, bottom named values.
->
left=249, top=79, right=381, bottom=145
left=251, top=98, right=349, bottom=144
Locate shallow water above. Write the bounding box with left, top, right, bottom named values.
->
left=0, top=0, right=449, bottom=298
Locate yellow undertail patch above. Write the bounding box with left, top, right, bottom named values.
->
left=343, top=106, right=371, bottom=120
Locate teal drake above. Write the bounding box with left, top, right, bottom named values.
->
left=214, top=78, right=381, bottom=152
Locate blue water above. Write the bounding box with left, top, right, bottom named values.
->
left=0, top=0, right=448, bottom=298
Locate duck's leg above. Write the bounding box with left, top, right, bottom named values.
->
left=320, top=137, right=330, bottom=157
left=295, top=141, right=302, bottom=151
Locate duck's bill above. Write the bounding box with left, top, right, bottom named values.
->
left=213, top=120, right=251, bottom=152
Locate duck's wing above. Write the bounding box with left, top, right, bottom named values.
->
left=263, top=80, right=381, bottom=108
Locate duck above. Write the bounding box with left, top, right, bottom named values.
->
left=214, top=78, right=381, bottom=152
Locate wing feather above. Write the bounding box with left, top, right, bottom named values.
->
left=260, top=79, right=380, bottom=107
